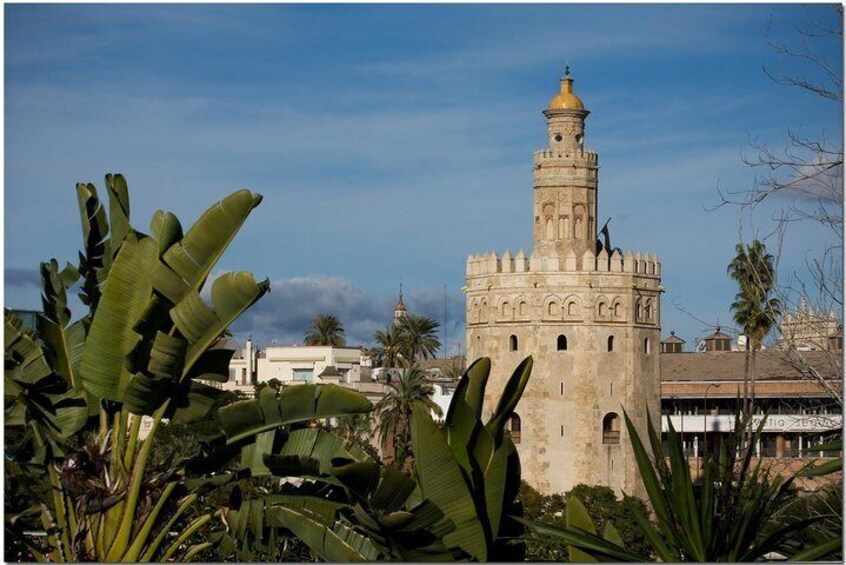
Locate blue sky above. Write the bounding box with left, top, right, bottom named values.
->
left=5, top=4, right=842, bottom=353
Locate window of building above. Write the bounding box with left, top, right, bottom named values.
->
left=509, top=414, right=522, bottom=443
left=613, top=302, right=622, bottom=317
left=501, top=302, right=510, bottom=317
left=607, top=335, right=615, bottom=352
left=644, top=337, right=651, bottom=354
left=548, top=302, right=558, bottom=316
left=557, top=334, right=568, bottom=351
left=567, top=301, right=577, bottom=316
left=518, top=301, right=528, bottom=317
left=598, top=302, right=607, bottom=317
left=603, top=413, right=621, bottom=444
left=293, top=368, right=314, bottom=382
left=509, top=335, right=518, bottom=351
left=560, top=381, right=564, bottom=395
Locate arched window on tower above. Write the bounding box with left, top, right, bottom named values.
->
left=502, top=301, right=511, bottom=318
left=568, top=301, right=577, bottom=317
left=557, top=334, right=568, bottom=351
left=509, top=335, right=518, bottom=351
left=509, top=414, right=522, bottom=444
left=607, top=335, right=615, bottom=352
left=603, top=413, right=621, bottom=444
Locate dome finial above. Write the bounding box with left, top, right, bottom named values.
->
left=564, top=63, right=571, bottom=77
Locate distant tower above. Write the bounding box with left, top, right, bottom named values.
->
left=394, top=284, right=408, bottom=324
left=465, top=69, right=662, bottom=498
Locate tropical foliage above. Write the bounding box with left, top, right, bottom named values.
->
left=374, top=366, right=443, bottom=469
left=303, top=314, right=347, bottom=347
left=210, top=356, right=533, bottom=561
left=371, top=314, right=441, bottom=368
left=397, top=314, right=441, bottom=362
left=5, top=174, right=271, bottom=561
left=727, top=239, right=781, bottom=417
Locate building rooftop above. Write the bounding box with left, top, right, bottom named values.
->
left=661, top=350, right=842, bottom=382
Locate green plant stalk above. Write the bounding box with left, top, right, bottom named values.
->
left=105, top=400, right=170, bottom=561
left=110, top=410, right=124, bottom=482
left=39, top=502, right=63, bottom=562
left=140, top=493, right=199, bottom=561
left=160, top=514, right=212, bottom=562
left=182, top=542, right=213, bottom=562
left=122, top=481, right=177, bottom=562
left=123, top=411, right=142, bottom=470
left=47, top=466, right=73, bottom=561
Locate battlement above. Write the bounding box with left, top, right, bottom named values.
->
left=534, top=148, right=598, bottom=167
left=466, top=248, right=660, bottom=278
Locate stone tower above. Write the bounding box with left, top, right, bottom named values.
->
left=465, top=70, right=662, bottom=498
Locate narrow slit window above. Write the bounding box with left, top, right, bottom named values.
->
left=607, top=335, right=615, bottom=352
left=509, top=334, right=518, bottom=351
left=557, top=334, right=568, bottom=351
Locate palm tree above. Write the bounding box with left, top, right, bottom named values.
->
left=372, top=326, right=402, bottom=368
left=304, top=314, right=346, bottom=347
left=397, top=314, right=441, bottom=362
left=727, top=240, right=781, bottom=419
left=375, top=366, right=443, bottom=470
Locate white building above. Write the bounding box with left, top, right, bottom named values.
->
left=224, top=339, right=371, bottom=393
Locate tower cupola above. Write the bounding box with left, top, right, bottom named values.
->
left=548, top=66, right=585, bottom=110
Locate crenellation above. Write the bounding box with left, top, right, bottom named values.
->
left=514, top=249, right=527, bottom=272
left=529, top=249, right=543, bottom=271
left=501, top=250, right=513, bottom=273
left=466, top=247, right=661, bottom=277
left=597, top=247, right=609, bottom=271
left=534, top=148, right=598, bottom=167
left=582, top=248, right=595, bottom=271
left=610, top=249, right=623, bottom=272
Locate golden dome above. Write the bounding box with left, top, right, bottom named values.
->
left=548, top=68, right=584, bottom=110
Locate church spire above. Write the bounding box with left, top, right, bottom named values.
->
left=394, top=283, right=407, bottom=323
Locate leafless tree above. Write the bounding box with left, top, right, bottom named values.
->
left=714, top=6, right=843, bottom=405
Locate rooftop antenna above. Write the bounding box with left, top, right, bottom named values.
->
left=443, top=283, right=448, bottom=360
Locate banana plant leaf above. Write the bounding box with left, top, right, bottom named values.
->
left=79, top=232, right=157, bottom=401
left=218, top=384, right=373, bottom=445
left=152, top=189, right=262, bottom=304
left=170, top=271, right=269, bottom=377
left=411, top=401, right=488, bottom=561
left=5, top=310, right=88, bottom=439
left=75, top=181, right=113, bottom=312
left=268, top=505, right=380, bottom=561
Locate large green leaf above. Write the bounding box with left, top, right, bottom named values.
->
left=486, top=356, right=533, bottom=440
left=218, top=384, right=372, bottom=444
left=171, top=271, right=269, bottom=377
left=105, top=173, right=131, bottom=249
left=79, top=232, right=157, bottom=401
left=153, top=189, right=262, bottom=304
left=566, top=496, right=598, bottom=562
left=268, top=505, right=378, bottom=561
left=75, top=182, right=112, bottom=311
left=5, top=311, right=87, bottom=439
left=411, top=401, right=488, bottom=560
left=517, top=517, right=643, bottom=562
